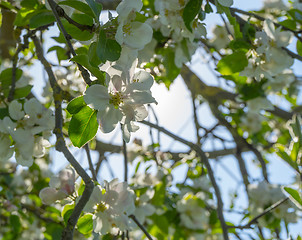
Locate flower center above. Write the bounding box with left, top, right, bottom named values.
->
left=96, top=202, right=108, bottom=212
left=123, top=23, right=131, bottom=35
left=109, top=92, right=123, bottom=108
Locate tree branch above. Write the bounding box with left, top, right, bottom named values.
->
left=47, top=0, right=92, bottom=86
left=32, top=34, right=94, bottom=240
left=141, top=120, right=229, bottom=240
left=228, top=198, right=289, bottom=230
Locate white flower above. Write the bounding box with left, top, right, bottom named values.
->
left=116, top=0, right=143, bottom=23
left=33, top=136, right=51, bottom=158
left=176, top=192, right=208, bottom=230
left=115, top=0, right=153, bottom=50
left=24, top=98, right=55, bottom=134
left=116, top=21, right=153, bottom=50
left=261, top=47, right=294, bottom=76
left=263, top=19, right=293, bottom=48
left=84, top=63, right=156, bottom=141
left=241, top=112, right=264, bottom=134
left=39, top=168, right=75, bottom=205
left=9, top=100, right=24, bottom=121
left=85, top=179, right=136, bottom=235
left=13, top=128, right=35, bottom=167
left=210, top=25, right=231, bottom=50
left=133, top=189, right=156, bottom=223
left=247, top=97, right=274, bottom=113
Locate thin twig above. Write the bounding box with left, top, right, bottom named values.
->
left=55, top=4, right=94, bottom=32
left=84, top=144, right=98, bottom=182
left=129, top=215, right=153, bottom=240
left=8, top=44, right=22, bottom=101
left=47, top=0, right=92, bottom=86
left=227, top=198, right=289, bottom=230
left=230, top=7, right=302, bottom=43
left=141, top=120, right=229, bottom=240
left=191, top=94, right=202, bottom=146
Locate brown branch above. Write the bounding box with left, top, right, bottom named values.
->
left=129, top=215, right=153, bottom=240
left=32, top=34, right=94, bottom=240
left=84, top=144, right=98, bottom=182
left=180, top=65, right=269, bottom=182
left=55, top=4, right=94, bottom=32
left=230, top=7, right=302, bottom=43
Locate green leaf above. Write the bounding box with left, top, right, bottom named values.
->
left=0, top=68, right=23, bottom=88
left=45, top=223, right=63, bottom=240
left=149, top=214, right=169, bottom=234
left=67, top=96, right=87, bottom=114
left=14, top=8, right=36, bottom=26
left=62, top=204, right=75, bottom=225
left=163, top=48, right=181, bottom=81
left=29, top=10, right=55, bottom=29
left=229, top=39, right=251, bottom=51
left=88, top=42, right=102, bottom=67
left=0, top=108, right=9, bottom=120
left=276, top=144, right=298, bottom=170
left=71, top=54, right=105, bottom=84
left=48, top=46, right=69, bottom=62
left=68, top=106, right=98, bottom=148
left=97, top=30, right=122, bottom=62
left=61, top=14, right=94, bottom=41
left=283, top=187, right=302, bottom=209
left=12, top=85, right=33, bottom=99
left=85, top=0, right=103, bottom=20
left=21, top=0, right=39, bottom=9
left=182, top=0, right=203, bottom=32
left=279, top=19, right=297, bottom=31
left=222, top=6, right=242, bottom=39
left=59, top=0, right=94, bottom=16
left=77, top=214, right=93, bottom=235
left=10, top=214, right=21, bottom=233
left=151, top=182, right=165, bottom=206
left=297, top=40, right=302, bottom=56
left=204, top=2, right=213, bottom=13
left=217, top=51, right=248, bottom=75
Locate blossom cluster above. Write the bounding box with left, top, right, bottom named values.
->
left=248, top=181, right=299, bottom=227
left=0, top=98, right=54, bottom=166
left=239, top=19, right=294, bottom=133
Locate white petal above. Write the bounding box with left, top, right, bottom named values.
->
left=130, top=70, right=154, bottom=90
left=98, top=106, right=123, bottom=133
left=9, top=100, right=24, bottom=120
left=84, top=84, right=110, bottom=111
left=24, top=98, right=42, bottom=116
left=124, top=22, right=153, bottom=50
left=129, top=91, right=157, bottom=105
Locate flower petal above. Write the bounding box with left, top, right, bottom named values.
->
left=84, top=84, right=110, bottom=111
left=98, top=106, right=123, bottom=133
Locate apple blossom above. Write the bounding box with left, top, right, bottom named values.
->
left=84, top=179, right=136, bottom=235
left=84, top=61, right=157, bottom=142
left=39, top=168, right=76, bottom=205
left=176, top=192, right=208, bottom=230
